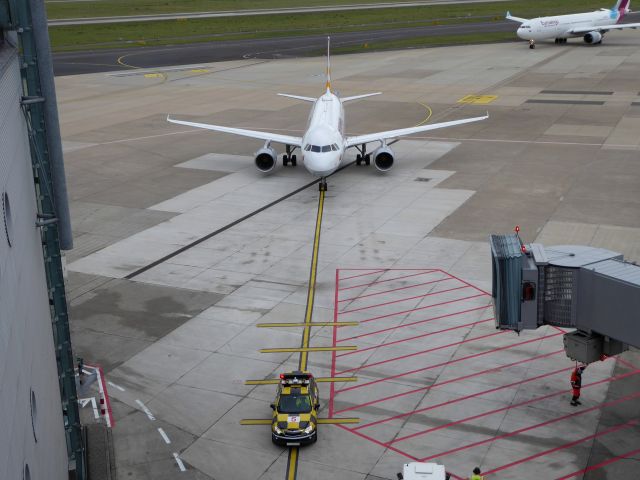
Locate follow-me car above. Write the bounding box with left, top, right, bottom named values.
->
left=271, top=371, right=319, bottom=446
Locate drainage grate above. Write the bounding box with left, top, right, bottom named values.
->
left=414, top=178, right=431, bottom=182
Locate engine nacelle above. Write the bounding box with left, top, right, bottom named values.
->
left=254, top=146, right=277, bottom=172
left=372, top=146, right=395, bottom=172
left=584, top=31, right=602, bottom=44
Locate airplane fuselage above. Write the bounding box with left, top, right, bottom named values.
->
left=300, top=90, right=345, bottom=178
left=517, top=9, right=620, bottom=40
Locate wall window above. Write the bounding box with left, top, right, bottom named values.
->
left=2, top=191, right=12, bottom=247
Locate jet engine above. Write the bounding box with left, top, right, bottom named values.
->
left=254, top=146, right=277, bottom=172
left=372, top=146, right=395, bottom=172
left=584, top=31, right=602, bottom=44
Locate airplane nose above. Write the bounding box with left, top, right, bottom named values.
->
left=303, top=153, right=339, bottom=176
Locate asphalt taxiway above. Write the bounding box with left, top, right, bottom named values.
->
left=52, top=21, right=515, bottom=76
left=59, top=35, right=640, bottom=479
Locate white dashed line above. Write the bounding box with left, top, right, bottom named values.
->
left=135, top=399, right=155, bottom=421
left=108, top=381, right=125, bottom=391
left=173, top=453, right=187, bottom=472
left=158, top=428, right=171, bottom=444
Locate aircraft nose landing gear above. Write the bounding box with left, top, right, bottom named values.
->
left=319, top=178, right=327, bottom=191
left=529, top=39, right=536, bottom=49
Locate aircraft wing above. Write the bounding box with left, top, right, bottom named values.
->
left=341, top=92, right=382, bottom=102
left=344, top=114, right=488, bottom=148
left=505, top=11, right=529, bottom=23
left=167, top=116, right=303, bottom=147
left=569, top=22, right=640, bottom=34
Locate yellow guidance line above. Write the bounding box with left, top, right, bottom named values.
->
left=261, top=346, right=356, bottom=354
left=257, top=321, right=359, bottom=328
left=240, top=418, right=359, bottom=425
left=415, top=102, right=433, bottom=127
left=287, top=447, right=299, bottom=480
left=299, top=189, right=325, bottom=371
left=317, top=418, right=360, bottom=425
left=239, top=419, right=272, bottom=425
left=245, top=376, right=357, bottom=385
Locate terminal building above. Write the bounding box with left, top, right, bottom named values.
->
left=1, top=0, right=83, bottom=478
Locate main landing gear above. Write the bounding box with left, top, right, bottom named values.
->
left=354, top=143, right=370, bottom=166
left=554, top=38, right=567, bottom=44
left=283, top=144, right=297, bottom=166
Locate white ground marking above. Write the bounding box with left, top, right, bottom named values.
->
left=158, top=428, right=172, bottom=444
left=78, top=126, right=638, bottom=151
left=135, top=399, right=156, bottom=421
left=91, top=397, right=99, bottom=419
left=421, top=135, right=638, bottom=149
left=173, top=453, right=187, bottom=472
left=107, top=381, right=125, bottom=391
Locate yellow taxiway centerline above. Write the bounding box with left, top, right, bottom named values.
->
left=299, top=188, right=325, bottom=371
left=287, top=447, right=299, bottom=480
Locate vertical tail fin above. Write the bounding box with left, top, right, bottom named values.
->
left=325, top=36, right=332, bottom=92
left=614, top=0, right=630, bottom=22
left=614, top=0, right=630, bottom=12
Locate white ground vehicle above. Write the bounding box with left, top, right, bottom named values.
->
left=398, top=462, right=448, bottom=480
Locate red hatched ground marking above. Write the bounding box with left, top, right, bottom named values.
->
left=329, top=268, right=640, bottom=479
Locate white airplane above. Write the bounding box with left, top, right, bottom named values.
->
left=507, top=0, right=640, bottom=48
left=167, top=38, right=487, bottom=191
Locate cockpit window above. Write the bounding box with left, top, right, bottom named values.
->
left=311, top=145, right=321, bottom=152
left=522, top=24, right=530, bottom=28
left=321, top=145, right=331, bottom=152
left=304, top=145, right=311, bottom=151
left=331, top=144, right=338, bottom=151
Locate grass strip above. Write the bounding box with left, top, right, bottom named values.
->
left=48, top=0, right=608, bottom=52
left=46, top=0, right=442, bottom=19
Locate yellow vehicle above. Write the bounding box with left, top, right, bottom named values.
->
left=271, top=371, right=319, bottom=446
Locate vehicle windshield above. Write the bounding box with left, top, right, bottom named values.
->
left=278, top=393, right=312, bottom=413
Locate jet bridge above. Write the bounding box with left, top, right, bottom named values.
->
left=489, top=233, right=640, bottom=364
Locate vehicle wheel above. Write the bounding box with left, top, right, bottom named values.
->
left=356, top=154, right=362, bottom=166
left=283, top=155, right=289, bottom=166
left=530, top=44, right=535, bottom=49
left=291, top=155, right=297, bottom=166
left=364, top=154, right=371, bottom=166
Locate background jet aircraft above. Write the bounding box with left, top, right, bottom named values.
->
left=168, top=38, right=487, bottom=190
left=507, top=0, right=640, bottom=47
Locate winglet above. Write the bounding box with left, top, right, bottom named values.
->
left=326, top=36, right=332, bottom=92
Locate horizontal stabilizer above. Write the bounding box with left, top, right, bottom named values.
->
left=505, top=11, right=529, bottom=23
left=341, top=92, right=382, bottom=102
left=277, top=93, right=316, bottom=102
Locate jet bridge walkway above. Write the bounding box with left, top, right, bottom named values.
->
left=489, top=233, right=640, bottom=364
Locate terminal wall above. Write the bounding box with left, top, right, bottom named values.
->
left=0, top=34, right=69, bottom=480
